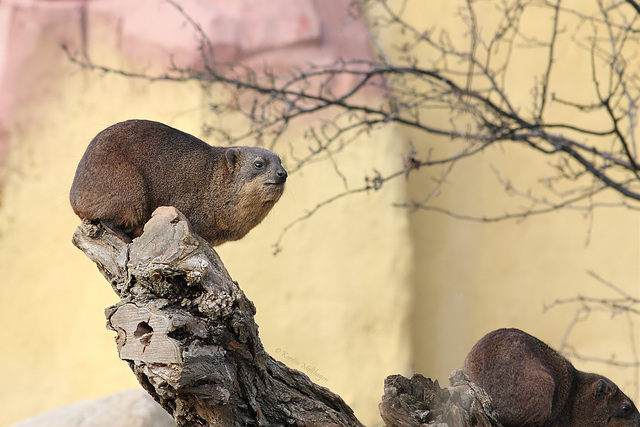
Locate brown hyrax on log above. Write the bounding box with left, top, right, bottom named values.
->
left=70, top=119, right=287, bottom=246
left=463, top=328, right=640, bottom=427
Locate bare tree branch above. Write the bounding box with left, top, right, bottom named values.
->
left=61, top=0, right=640, bottom=247
left=545, top=271, right=640, bottom=384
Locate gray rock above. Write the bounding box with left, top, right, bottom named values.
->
left=11, top=389, right=175, bottom=427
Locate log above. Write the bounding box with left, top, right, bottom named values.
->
left=72, top=206, right=364, bottom=427
left=379, top=370, right=503, bottom=427
left=73, top=206, right=503, bottom=427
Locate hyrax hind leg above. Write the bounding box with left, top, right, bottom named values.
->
left=70, top=160, right=150, bottom=239
left=495, top=364, right=555, bottom=427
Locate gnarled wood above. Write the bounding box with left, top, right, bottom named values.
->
left=379, top=370, right=503, bottom=427
left=73, top=205, right=504, bottom=427
left=73, top=206, right=364, bottom=427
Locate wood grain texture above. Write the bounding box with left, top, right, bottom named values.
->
left=73, top=206, right=364, bottom=427
left=73, top=206, right=503, bottom=426
left=379, top=371, right=502, bottom=427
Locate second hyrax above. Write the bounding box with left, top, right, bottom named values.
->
left=464, top=328, right=640, bottom=427
left=70, top=119, right=287, bottom=246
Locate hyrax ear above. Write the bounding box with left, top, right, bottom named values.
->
left=225, top=148, right=241, bottom=172
left=594, top=378, right=615, bottom=399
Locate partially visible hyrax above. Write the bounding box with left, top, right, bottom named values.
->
left=464, top=328, right=640, bottom=427
left=70, top=119, right=287, bottom=246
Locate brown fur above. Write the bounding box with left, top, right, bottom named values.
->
left=70, top=119, right=287, bottom=246
left=464, top=328, right=640, bottom=427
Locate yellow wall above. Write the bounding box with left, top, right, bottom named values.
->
left=386, top=0, right=640, bottom=395
left=1, top=1, right=639, bottom=426
left=0, top=17, right=411, bottom=427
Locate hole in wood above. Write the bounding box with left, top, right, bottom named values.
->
left=134, top=321, right=153, bottom=346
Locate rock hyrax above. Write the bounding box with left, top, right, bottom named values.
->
left=464, top=328, right=640, bottom=427
left=70, top=119, right=287, bottom=246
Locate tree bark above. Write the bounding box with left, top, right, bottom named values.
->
left=72, top=205, right=502, bottom=427
left=379, top=370, right=502, bottom=427
left=72, top=206, right=364, bottom=427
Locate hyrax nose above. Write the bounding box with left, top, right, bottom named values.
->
left=276, top=168, right=288, bottom=183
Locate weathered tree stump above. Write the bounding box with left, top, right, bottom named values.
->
left=379, top=370, right=502, bottom=427
left=72, top=206, right=364, bottom=426
left=73, top=205, right=502, bottom=427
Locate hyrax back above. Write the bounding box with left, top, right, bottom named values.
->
left=463, top=328, right=640, bottom=427
left=70, top=119, right=287, bottom=246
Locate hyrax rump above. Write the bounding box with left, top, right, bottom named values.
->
left=464, top=328, right=640, bottom=427
left=70, top=119, right=287, bottom=246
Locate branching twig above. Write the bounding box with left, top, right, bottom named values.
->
left=62, top=0, right=640, bottom=249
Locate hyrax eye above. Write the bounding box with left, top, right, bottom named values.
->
left=254, top=160, right=264, bottom=169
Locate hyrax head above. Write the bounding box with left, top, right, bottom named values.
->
left=586, top=376, right=640, bottom=426
left=224, top=146, right=287, bottom=201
